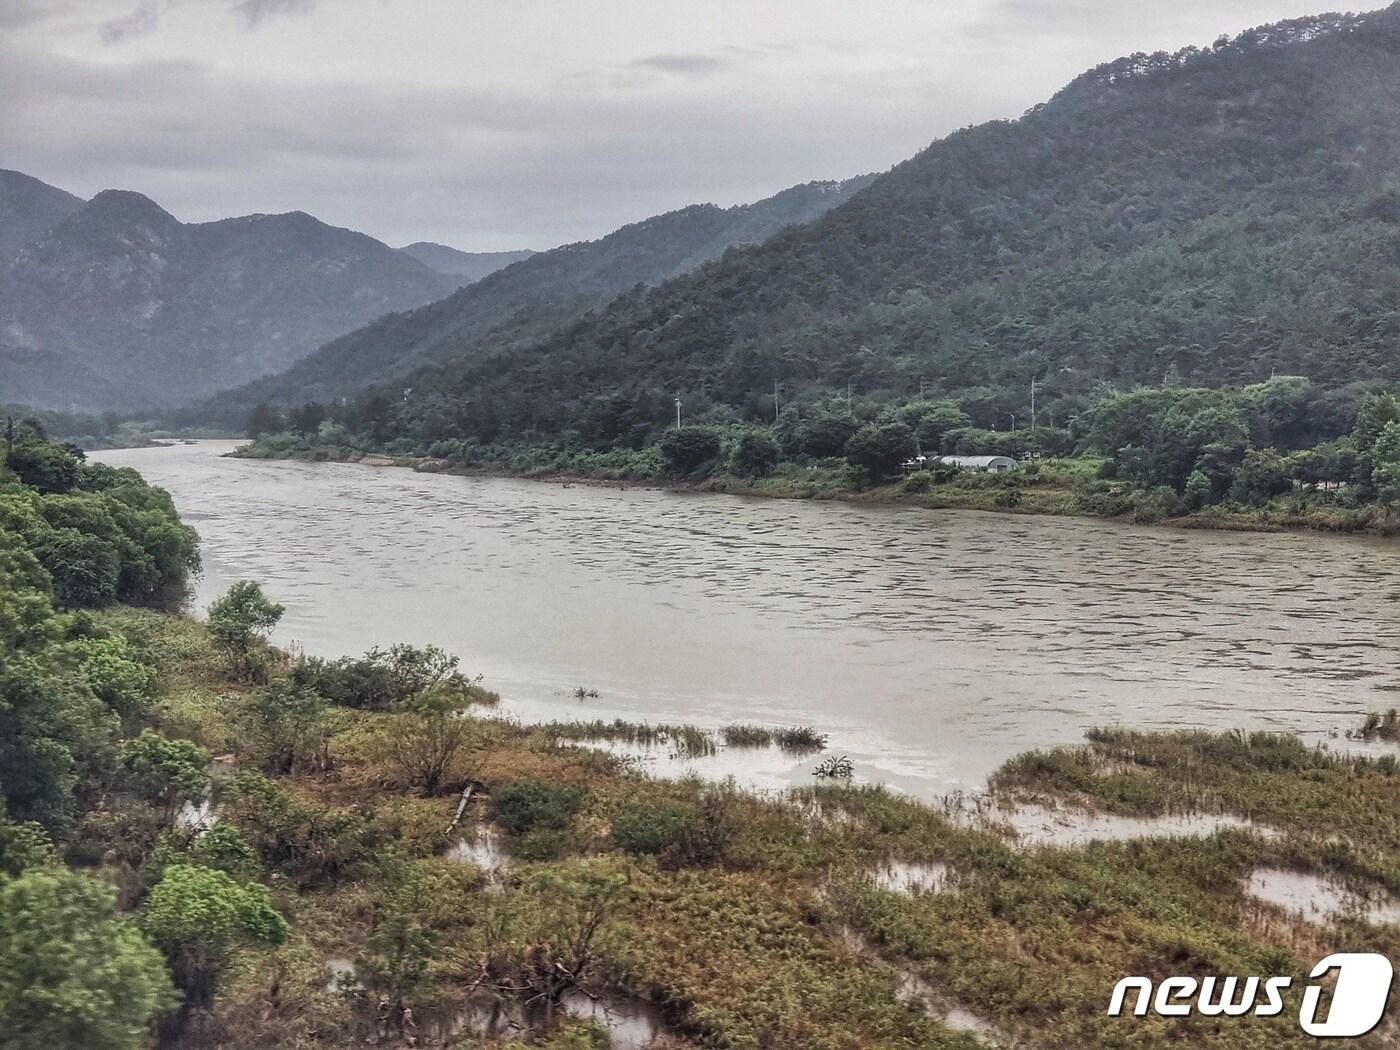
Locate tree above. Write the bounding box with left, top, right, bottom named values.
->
left=732, top=430, right=780, bottom=477
left=245, top=402, right=282, bottom=440
left=477, top=863, right=634, bottom=1011
left=237, top=679, right=331, bottom=775
left=0, top=868, right=174, bottom=1050
left=207, top=581, right=284, bottom=680
left=32, top=528, right=121, bottom=607
left=292, top=643, right=475, bottom=710
left=291, top=402, right=327, bottom=437
left=844, top=422, right=917, bottom=483
left=0, top=804, right=55, bottom=877
left=0, top=654, right=117, bottom=833
left=777, top=409, right=857, bottom=459
left=659, top=426, right=721, bottom=475
left=891, top=400, right=971, bottom=453
left=1372, top=420, right=1400, bottom=506
left=1229, top=448, right=1292, bottom=506
left=3, top=442, right=81, bottom=494
left=64, top=634, right=155, bottom=720
left=379, top=683, right=480, bottom=795
left=359, top=913, right=435, bottom=1033
left=1183, top=469, right=1212, bottom=510
left=118, top=730, right=210, bottom=823
left=140, top=864, right=287, bottom=1007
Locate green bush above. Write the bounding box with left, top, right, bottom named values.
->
left=611, top=797, right=698, bottom=856
left=731, top=430, right=781, bottom=478
left=660, top=427, right=722, bottom=476
left=489, top=778, right=586, bottom=836
left=1131, top=485, right=1182, bottom=524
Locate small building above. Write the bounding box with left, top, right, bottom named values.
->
left=934, top=455, right=1018, bottom=473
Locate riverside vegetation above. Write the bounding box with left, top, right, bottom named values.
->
left=210, top=5, right=1400, bottom=545
left=6, top=427, right=1400, bottom=1050
left=238, top=376, right=1400, bottom=533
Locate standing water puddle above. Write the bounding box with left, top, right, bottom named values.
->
left=981, top=802, right=1270, bottom=848
left=1245, top=867, right=1400, bottom=926
left=444, top=824, right=511, bottom=877
left=841, top=926, right=1004, bottom=1045
left=558, top=737, right=820, bottom=795
left=453, top=989, right=671, bottom=1048
left=325, top=957, right=362, bottom=994
left=873, top=860, right=951, bottom=895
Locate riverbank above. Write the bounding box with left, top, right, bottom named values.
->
left=233, top=443, right=1400, bottom=537
left=85, top=603, right=1400, bottom=1049
left=26, top=433, right=1400, bottom=1050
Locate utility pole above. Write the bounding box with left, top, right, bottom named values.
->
left=1009, top=413, right=1017, bottom=433
left=1030, top=378, right=1037, bottom=434
left=674, top=397, right=682, bottom=429
left=919, top=378, right=927, bottom=399
left=773, top=380, right=780, bottom=423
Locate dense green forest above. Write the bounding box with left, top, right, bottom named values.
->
left=205, top=178, right=874, bottom=414
left=239, top=374, right=1400, bottom=532
left=218, top=7, right=1400, bottom=487
left=9, top=431, right=1400, bottom=1049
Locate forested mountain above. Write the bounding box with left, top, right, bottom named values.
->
left=212, top=177, right=875, bottom=410
left=0, top=169, right=84, bottom=263
left=289, top=6, right=1400, bottom=450
left=398, top=242, right=535, bottom=282
left=0, top=344, right=151, bottom=412
left=0, top=183, right=458, bottom=408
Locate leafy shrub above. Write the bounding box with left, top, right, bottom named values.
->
left=731, top=430, right=780, bottom=477
left=291, top=643, right=479, bottom=710
left=1131, top=485, right=1182, bottom=524
left=612, top=798, right=698, bottom=856
left=490, top=778, right=586, bottom=835
left=844, top=423, right=916, bottom=483
left=660, top=427, right=722, bottom=476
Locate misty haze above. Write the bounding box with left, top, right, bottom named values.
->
left=4, top=4, right=1400, bottom=1050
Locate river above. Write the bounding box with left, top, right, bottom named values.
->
left=95, top=440, right=1400, bottom=800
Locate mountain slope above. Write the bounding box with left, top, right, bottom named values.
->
left=0, top=344, right=151, bottom=412
left=0, top=188, right=457, bottom=407
left=399, top=242, right=535, bottom=283
left=335, top=6, right=1400, bottom=448
left=215, top=176, right=875, bottom=410
left=0, top=169, right=84, bottom=264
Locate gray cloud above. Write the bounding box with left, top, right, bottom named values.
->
left=99, top=0, right=168, bottom=41
left=233, top=0, right=315, bottom=26
left=631, top=52, right=732, bottom=77
left=4, top=1, right=1337, bottom=251
left=0, top=0, right=68, bottom=28
left=99, top=0, right=314, bottom=40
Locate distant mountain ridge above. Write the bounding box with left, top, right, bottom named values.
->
left=293, top=4, right=1400, bottom=450
left=212, top=175, right=875, bottom=412
left=0, top=169, right=84, bottom=264
left=0, top=173, right=458, bottom=409
left=399, top=242, right=535, bottom=282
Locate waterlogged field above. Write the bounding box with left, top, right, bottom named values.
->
left=69, top=441, right=1400, bottom=1048
left=96, top=607, right=1400, bottom=1050
left=96, top=441, right=1400, bottom=801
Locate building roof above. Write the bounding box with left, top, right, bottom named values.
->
left=935, top=455, right=1018, bottom=469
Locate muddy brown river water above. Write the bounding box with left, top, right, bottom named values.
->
left=96, top=441, right=1400, bottom=801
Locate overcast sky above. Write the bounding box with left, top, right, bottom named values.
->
left=2, top=0, right=1330, bottom=251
